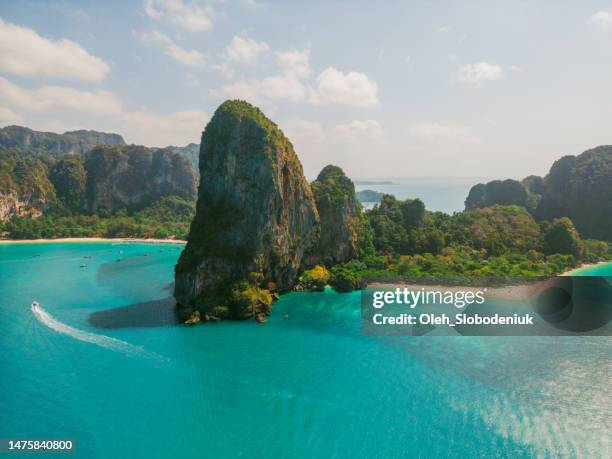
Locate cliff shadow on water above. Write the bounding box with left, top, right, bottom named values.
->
left=88, top=296, right=179, bottom=329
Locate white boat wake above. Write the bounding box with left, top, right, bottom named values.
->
left=31, top=303, right=164, bottom=361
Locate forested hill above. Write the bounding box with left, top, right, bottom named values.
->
left=465, top=146, right=612, bottom=241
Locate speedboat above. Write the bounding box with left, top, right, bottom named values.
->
left=31, top=301, right=39, bottom=308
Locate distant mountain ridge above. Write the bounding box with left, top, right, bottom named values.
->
left=0, top=125, right=201, bottom=167
left=0, top=134, right=198, bottom=221
left=0, top=125, right=126, bottom=157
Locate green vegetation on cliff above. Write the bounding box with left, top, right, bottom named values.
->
left=464, top=146, right=612, bottom=241
left=311, top=165, right=373, bottom=263
left=174, top=100, right=320, bottom=321
left=0, top=125, right=125, bottom=158
left=1, top=140, right=197, bottom=239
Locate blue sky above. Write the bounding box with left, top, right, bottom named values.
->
left=1, top=1, right=612, bottom=179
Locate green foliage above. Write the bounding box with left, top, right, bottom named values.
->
left=311, top=165, right=354, bottom=205
left=211, top=305, right=230, bottom=319
left=49, top=157, right=86, bottom=212
left=229, top=281, right=273, bottom=318
left=0, top=149, right=55, bottom=200
left=368, top=201, right=541, bottom=257
left=300, top=265, right=330, bottom=291
left=465, top=179, right=531, bottom=211
left=583, top=239, right=612, bottom=262
left=3, top=196, right=195, bottom=240
left=542, top=217, right=584, bottom=257
left=395, top=248, right=575, bottom=278
left=329, top=260, right=367, bottom=292
left=366, top=194, right=423, bottom=254
left=536, top=147, right=612, bottom=241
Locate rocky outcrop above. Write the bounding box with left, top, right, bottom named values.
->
left=464, top=146, right=612, bottom=241
left=311, top=165, right=361, bottom=264
left=0, top=141, right=197, bottom=221
left=534, top=147, right=612, bottom=241
left=0, top=191, right=47, bottom=220
left=0, top=150, right=55, bottom=220
left=163, top=143, right=200, bottom=170
left=84, top=145, right=197, bottom=214
left=465, top=179, right=531, bottom=211
left=174, top=100, right=320, bottom=318
left=0, top=126, right=125, bottom=158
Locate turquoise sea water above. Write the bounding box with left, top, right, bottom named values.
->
left=0, top=243, right=610, bottom=458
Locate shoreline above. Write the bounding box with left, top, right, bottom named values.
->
left=366, top=260, right=612, bottom=300
left=561, top=261, right=610, bottom=276
left=0, top=237, right=187, bottom=245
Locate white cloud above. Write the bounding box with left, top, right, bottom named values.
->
left=589, top=11, right=612, bottom=29
left=0, top=107, right=24, bottom=126
left=136, top=29, right=206, bottom=67
left=283, top=119, right=326, bottom=145
left=211, top=48, right=312, bottom=104
left=211, top=73, right=306, bottom=104
left=407, top=123, right=480, bottom=145
left=334, top=120, right=384, bottom=143
left=0, top=77, right=121, bottom=115
left=121, top=108, right=208, bottom=146
left=242, top=0, right=263, bottom=8
left=275, top=49, right=311, bottom=78
left=225, top=36, right=269, bottom=63
left=0, top=77, right=207, bottom=146
left=143, top=0, right=213, bottom=31
left=0, top=19, right=110, bottom=81
left=438, top=26, right=451, bottom=33
left=143, top=0, right=163, bottom=19
left=456, top=62, right=503, bottom=84
left=212, top=62, right=235, bottom=79
left=310, top=67, right=379, bottom=107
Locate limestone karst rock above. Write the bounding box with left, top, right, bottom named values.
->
left=174, top=100, right=320, bottom=318
left=311, top=165, right=362, bottom=264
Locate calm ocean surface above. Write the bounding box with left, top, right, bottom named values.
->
left=354, top=177, right=492, bottom=213
left=0, top=242, right=610, bottom=458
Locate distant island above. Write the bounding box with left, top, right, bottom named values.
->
left=357, top=189, right=385, bottom=203
left=1, top=100, right=611, bottom=326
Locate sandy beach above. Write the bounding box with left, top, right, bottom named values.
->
left=561, top=261, right=610, bottom=276
left=0, top=237, right=187, bottom=245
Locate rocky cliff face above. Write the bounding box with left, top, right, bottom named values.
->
left=463, top=146, right=612, bottom=241
left=0, top=141, right=197, bottom=221
left=0, top=191, right=47, bottom=220
left=0, top=150, right=55, bottom=220
left=174, top=100, right=320, bottom=317
left=311, top=165, right=361, bottom=264
left=0, top=126, right=125, bottom=157
left=535, top=146, right=612, bottom=241
left=85, top=145, right=197, bottom=214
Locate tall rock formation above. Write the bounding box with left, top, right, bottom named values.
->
left=463, top=146, right=612, bottom=241
left=174, top=100, right=320, bottom=318
left=535, top=146, right=612, bottom=241
left=311, top=165, right=362, bottom=263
